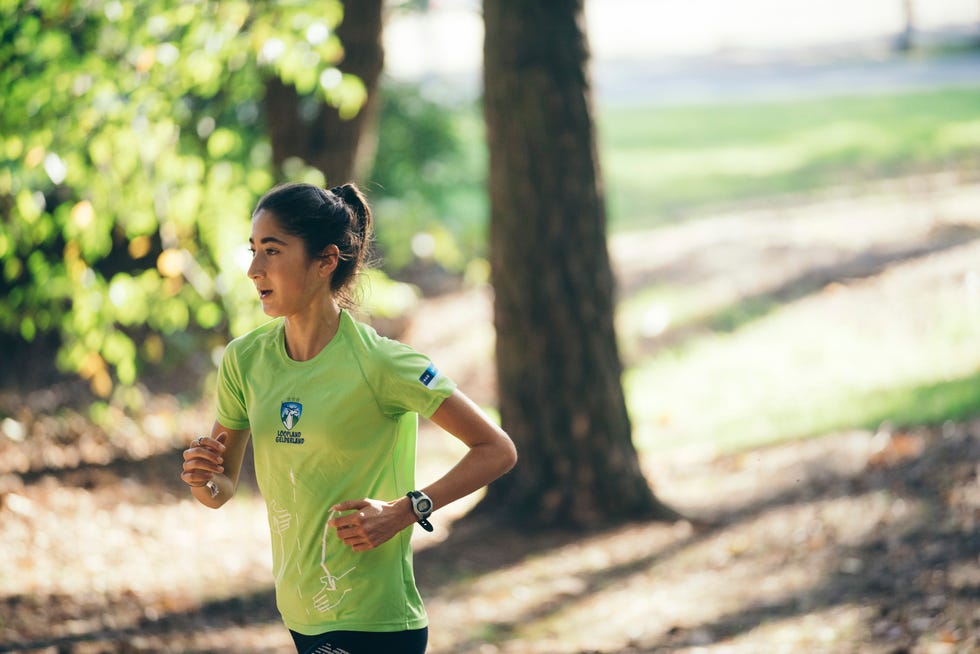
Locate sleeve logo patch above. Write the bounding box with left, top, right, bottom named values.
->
left=419, top=363, right=439, bottom=388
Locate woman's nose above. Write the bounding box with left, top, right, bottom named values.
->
left=247, top=256, right=261, bottom=279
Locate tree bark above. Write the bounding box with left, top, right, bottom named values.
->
left=895, top=0, right=915, bottom=51
left=264, top=0, right=384, bottom=184
left=481, top=0, right=677, bottom=528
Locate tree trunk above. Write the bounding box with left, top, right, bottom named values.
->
left=480, top=0, right=677, bottom=529
left=265, top=0, right=384, bottom=184
left=895, top=0, right=915, bottom=51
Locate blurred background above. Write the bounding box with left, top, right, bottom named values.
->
left=1, top=0, right=978, bottom=652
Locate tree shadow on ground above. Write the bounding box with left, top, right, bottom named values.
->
left=2, top=419, right=974, bottom=653
left=0, top=589, right=282, bottom=653
left=3, top=376, right=977, bottom=654
left=708, top=222, right=979, bottom=333
left=16, top=438, right=261, bottom=501
left=411, top=413, right=978, bottom=653
left=635, top=421, right=979, bottom=653
left=626, top=221, right=980, bottom=358
left=643, top=522, right=979, bottom=653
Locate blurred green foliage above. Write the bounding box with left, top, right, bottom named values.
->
left=0, top=0, right=361, bottom=397
left=368, top=81, right=487, bottom=278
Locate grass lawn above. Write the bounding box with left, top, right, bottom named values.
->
left=624, top=247, right=980, bottom=454
left=598, top=86, right=980, bottom=454
left=598, top=87, right=980, bottom=230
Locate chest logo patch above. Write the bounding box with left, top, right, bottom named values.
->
left=280, top=401, right=303, bottom=430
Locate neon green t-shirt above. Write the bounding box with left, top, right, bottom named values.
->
left=215, top=310, right=455, bottom=636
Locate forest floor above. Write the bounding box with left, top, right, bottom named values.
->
left=1, top=177, right=979, bottom=654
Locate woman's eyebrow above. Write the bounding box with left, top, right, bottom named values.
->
left=248, top=235, right=290, bottom=245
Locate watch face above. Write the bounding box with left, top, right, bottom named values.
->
left=416, top=498, right=432, bottom=513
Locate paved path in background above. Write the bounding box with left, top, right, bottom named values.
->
left=593, top=49, right=980, bottom=106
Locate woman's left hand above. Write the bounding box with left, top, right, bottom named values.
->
left=329, top=497, right=416, bottom=551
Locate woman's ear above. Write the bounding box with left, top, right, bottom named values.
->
left=318, top=244, right=340, bottom=278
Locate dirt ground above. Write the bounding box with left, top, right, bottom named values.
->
left=1, top=178, right=978, bottom=653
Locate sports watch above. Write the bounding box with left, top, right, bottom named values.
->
left=406, top=490, right=434, bottom=532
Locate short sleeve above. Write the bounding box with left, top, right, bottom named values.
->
left=372, top=339, right=456, bottom=419
left=216, top=342, right=250, bottom=430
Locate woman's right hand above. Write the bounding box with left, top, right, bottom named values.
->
left=180, top=433, right=227, bottom=488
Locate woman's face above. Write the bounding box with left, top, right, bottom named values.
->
left=247, top=209, right=330, bottom=317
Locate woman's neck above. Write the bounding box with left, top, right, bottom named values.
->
left=282, top=298, right=342, bottom=362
